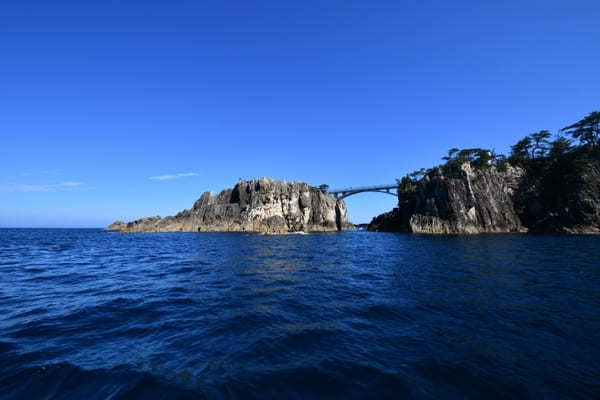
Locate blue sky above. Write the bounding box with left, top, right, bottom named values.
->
left=1, top=0, right=599, bottom=227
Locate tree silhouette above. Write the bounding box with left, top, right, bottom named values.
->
left=561, top=111, right=600, bottom=149
left=530, top=130, right=552, bottom=158
left=549, top=136, right=572, bottom=158
left=408, top=168, right=427, bottom=180
left=510, top=137, right=532, bottom=162
left=442, top=148, right=460, bottom=161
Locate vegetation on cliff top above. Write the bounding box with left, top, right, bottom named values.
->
left=397, top=111, right=600, bottom=191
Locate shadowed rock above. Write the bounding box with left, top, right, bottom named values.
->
left=369, top=161, right=600, bottom=234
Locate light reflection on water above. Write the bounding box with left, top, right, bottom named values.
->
left=0, top=229, right=598, bottom=399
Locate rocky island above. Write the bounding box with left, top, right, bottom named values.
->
left=108, top=178, right=353, bottom=233
left=369, top=111, right=600, bottom=234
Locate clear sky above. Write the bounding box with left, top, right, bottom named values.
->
left=1, top=0, right=599, bottom=227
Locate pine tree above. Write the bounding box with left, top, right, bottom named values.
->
left=561, top=111, right=600, bottom=149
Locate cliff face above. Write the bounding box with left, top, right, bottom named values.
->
left=108, top=178, right=353, bottom=234
left=369, top=163, right=525, bottom=234
left=515, top=163, right=600, bottom=234
left=369, top=161, right=600, bottom=234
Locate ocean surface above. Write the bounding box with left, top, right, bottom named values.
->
left=0, top=229, right=598, bottom=399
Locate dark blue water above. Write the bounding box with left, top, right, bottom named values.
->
left=0, top=229, right=598, bottom=399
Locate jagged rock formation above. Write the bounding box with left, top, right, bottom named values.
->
left=369, top=161, right=600, bottom=234
left=107, top=178, right=353, bottom=234
left=369, top=163, right=525, bottom=234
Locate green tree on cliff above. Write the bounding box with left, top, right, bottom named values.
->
left=408, top=168, right=427, bottom=180
left=561, top=111, right=600, bottom=149
left=442, top=148, right=460, bottom=161
left=509, top=137, right=532, bottom=164
left=549, top=136, right=573, bottom=159
left=530, top=130, right=552, bottom=158
left=396, top=175, right=417, bottom=194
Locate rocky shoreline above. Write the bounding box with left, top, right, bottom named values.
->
left=108, top=178, right=353, bottom=234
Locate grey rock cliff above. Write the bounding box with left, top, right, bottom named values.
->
left=107, top=178, right=353, bottom=233
left=369, top=161, right=600, bottom=234
left=369, top=163, right=526, bottom=234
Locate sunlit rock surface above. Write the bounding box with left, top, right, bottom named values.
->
left=108, top=178, right=353, bottom=234
left=369, top=163, right=526, bottom=234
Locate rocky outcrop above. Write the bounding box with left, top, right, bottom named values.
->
left=369, top=163, right=526, bottom=234
left=106, top=220, right=126, bottom=231
left=107, top=178, right=353, bottom=234
left=514, top=163, right=600, bottom=233
left=369, top=161, right=600, bottom=234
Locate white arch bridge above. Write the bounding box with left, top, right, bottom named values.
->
left=328, top=184, right=398, bottom=199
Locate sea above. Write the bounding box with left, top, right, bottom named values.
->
left=0, top=228, right=598, bottom=399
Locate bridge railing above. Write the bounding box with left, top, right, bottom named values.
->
left=328, top=184, right=397, bottom=194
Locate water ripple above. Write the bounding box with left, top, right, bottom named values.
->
left=0, top=229, right=599, bottom=399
